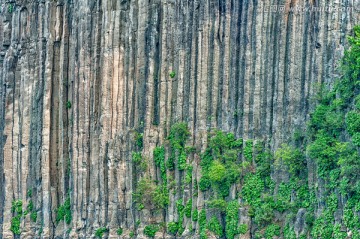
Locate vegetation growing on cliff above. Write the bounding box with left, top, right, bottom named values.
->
left=128, top=26, right=360, bottom=239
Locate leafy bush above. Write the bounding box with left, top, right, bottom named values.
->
left=184, top=199, right=192, bottom=218
left=167, top=222, right=179, bottom=235
left=56, top=197, right=72, bottom=224
left=133, top=178, right=169, bottom=210
left=241, top=173, right=264, bottom=206
left=10, top=215, right=21, bottom=235
left=30, top=212, right=37, bottom=222
left=144, top=224, right=159, bottom=238
left=132, top=132, right=143, bottom=150
left=264, top=224, right=281, bottom=239
left=170, top=71, right=176, bottom=78
left=207, top=216, right=223, bottom=237
left=116, top=228, right=123, bottom=235
left=199, top=176, right=211, bottom=191
left=275, top=144, right=305, bottom=177
left=95, top=227, right=108, bottom=238
left=225, top=200, right=239, bottom=239
left=66, top=101, right=72, bottom=109
left=192, top=209, right=199, bottom=221
left=244, top=140, right=253, bottom=161
left=206, top=198, right=227, bottom=212
left=238, top=224, right=248, bottom=234
left=199, top=209, right=207, bottom=239
left=346, top=111, right=360, bottom=136
left=208, top=161, right=226, bottom=182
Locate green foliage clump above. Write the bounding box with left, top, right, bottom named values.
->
left=241, top=173, right=264, bottom=206
left=208, top=160, right=226, bottom=182
left=95, top=227, right=108, bottom=238
left=199, top=131, right=243, bottom=197
left=264, top=224, right=281, bottom=239
left=275, top=144, right=305, bottom=177
left=333, top=224, right=347, bottom=239
left=185, top=165, right=193, bottom=184
left=144, top=224, right=159, bottom=238
left=134, top=132, right=144, bottom=149
left=225, top=200, right=239, bottom=239
left=12, top=200, right=23, bottom=214
left=238, top=224, right=248, bottom=234
left=56, top=197, right=72, bottom=224
left=10, top=199, right=38, bottom=234
left=168, top=122, right=190, bottom=170
left=27, top=189, right=33, bottom=198
left=8, top=4, right=13, bottom=13
left=206, top=198, right=227, bottom=212
left=116, top=228, right=123, bottom=235
left=30, top=212, right=37, bottom=222
left=184, top=199, right=192, bottom=218
left=154, top=146, right=167, bottom=183
left=192, top=209, right=198, bottom=221
left=10, top=216, right=21, bottom=235
left=199, top=175, right=211, bottom=191
left=133, top=178, right=169, bottom=210
left=167, top=222, right=179, bottom=235
left=132, top=152, right=147, bottom=171
left=198, top=209, right=207, bottom=239
left=10, top=200, right=23, bottom=235
left=207, top=216, right=223, bottom=237
left=66, top=101, right=72, bottom=109
left=244, top=140, right=253, bottom=161
left=170, top=71, right=176, bottom=78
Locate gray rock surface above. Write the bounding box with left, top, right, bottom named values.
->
left=0, top=0, right=359, bottom=238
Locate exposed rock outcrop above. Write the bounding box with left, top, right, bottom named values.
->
left=0, top=0, right=359, bottom=238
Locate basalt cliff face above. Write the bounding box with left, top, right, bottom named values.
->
left=0, top=0, right=359, bottom=238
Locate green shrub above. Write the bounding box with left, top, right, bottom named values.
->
left=178, top=151, right=187, bottom=170
left=241, top=173, right=264, bottom=206
left=333, top=223, right=347, bottom=239
left=116, top=228, right=123, bottom=235
left=30, top=212, right=37, bottom=222
left=66, top=101, right=72, bottom=109
left=275, top=144, right=305, bottom=177
left=167, top=222, right=179, bottom=235
left=168, top=122, right=190, bottom=149
left=8, top=4, right=13, bottom=13
left=265, top=224, right=281, bottom=239
left=56, top=197, right=72, bottom=224
left=351, top=132, right=360, bottom=146
left=207, top=216, right=223, bottom=237
left=346, top=111, right=360, bottom=135
left=208, top=161, right=226, bottom=182
left=199, top=176, right=211, bottom=191
left=27, top=189, right=33, bottom=198
left=134, top=132, right=144, bottom=149
left=132, top=152, right=147, bottom=171
left=199, top=209, right=207, bottom=239
left=12, top=200, right=23, bottom=214
left=238, top=224, right=248, bottom=234
left=144, top=224, right=159, bottom=238
left=184, top=199, right=192, bottom=218
left=170, top=71, right=176, bottom=78
left=244, top=140, right=253, bottom=161
left=225, top=200, right=239, bottom=239
left=10, top=215, right=21, bottom=235
left=95, top=227, right=108, bottom=238
left=185, top=165, right=193, bottom=184
left=206, top=198, right=227, bottom=212
left=133, top=178, right=169, bottom=210
left=192, top=209, right=199, bottom=221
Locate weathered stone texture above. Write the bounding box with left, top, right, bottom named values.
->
left=0, top=0, right=359, bottom=238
